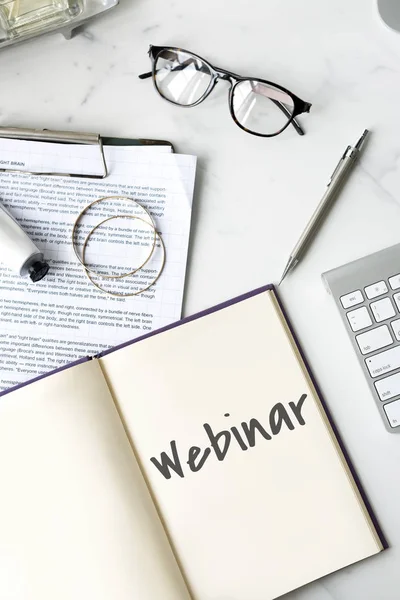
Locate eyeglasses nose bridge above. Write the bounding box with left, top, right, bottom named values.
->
left=215, top=71, right=234, bottom=88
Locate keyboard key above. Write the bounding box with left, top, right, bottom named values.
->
left=393, top=293, right=400, bottom=312
left=383, top=399, right=400, bottom=428
left=370, top=297, right=395, bottom=322
left=366, top=345, right=400, bottom=377
left=389, top=273, right=400, bottom=290
left=375, top=372, right=400, bottom=401
left=347, top=307, right=372, bottom=332
left=340, top=290, right=363, bottom=309
left=364, top=281, right=388, bottom=299
left=356, top=326, right=393, bottom=355
left=391, top=318, right=400, bottom=341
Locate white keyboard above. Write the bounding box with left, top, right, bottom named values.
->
left=323, top=243, right=400, bottom=433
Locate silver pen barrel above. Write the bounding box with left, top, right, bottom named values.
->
left=291, top=150, right=358, bottom=259
left=278, top=129, right=369, bottom=285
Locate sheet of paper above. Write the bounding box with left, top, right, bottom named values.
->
left=0, top=359, right=191, bottom=600
left=0, top=138, right=172, bottom=177
left=101, top=289, right=382, bottom=600
left=0, top=141, right=196, bottom=390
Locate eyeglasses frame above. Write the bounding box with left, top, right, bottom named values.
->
left=139, top=44, right=312, bottom=138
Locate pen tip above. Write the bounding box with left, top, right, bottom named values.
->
left=278, top=257, right=297, bottom=287
left=277, top=266, right=290, bottom=286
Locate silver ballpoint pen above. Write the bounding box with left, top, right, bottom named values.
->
left=278, top=129, right=369, bottom=285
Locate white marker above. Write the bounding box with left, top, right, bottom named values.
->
left=0, top=201, right=49, bottom=282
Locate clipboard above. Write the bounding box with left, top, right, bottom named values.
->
left=0, top=127, right=174, bottom=179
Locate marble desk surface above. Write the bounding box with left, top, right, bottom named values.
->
left=1, top=0, right=400, bottom=598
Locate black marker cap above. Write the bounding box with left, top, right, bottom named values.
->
left=29, top=260, right=50, bottom=282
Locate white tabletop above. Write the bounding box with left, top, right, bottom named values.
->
left=1, top=0, right=400, bottom=598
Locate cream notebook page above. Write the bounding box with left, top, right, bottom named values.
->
left=100, top=289, right=382, bottom=600
left=0, top=360, right=190, bottom=600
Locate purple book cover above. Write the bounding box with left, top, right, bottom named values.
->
left=0, top=283, right=387, bottom=548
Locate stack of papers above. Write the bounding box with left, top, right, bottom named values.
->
left=0, top=139, right=197, bottom=390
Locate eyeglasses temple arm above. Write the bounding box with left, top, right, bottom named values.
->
left=138, top=71, right=152, bottom=80
left=270, top=99, right=305, bottom=136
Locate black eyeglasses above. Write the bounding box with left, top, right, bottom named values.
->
left=139, top=45, right=312, bottom=138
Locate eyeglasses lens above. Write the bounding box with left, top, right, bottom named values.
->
left=232, top=80, right=294, bottom=135
left=154, top=49, right=213, bottom=106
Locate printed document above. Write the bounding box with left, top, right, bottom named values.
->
left=0, top=140, right=196, bottom=390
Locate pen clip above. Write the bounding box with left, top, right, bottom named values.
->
left=327, top=145, right=351, bottom=186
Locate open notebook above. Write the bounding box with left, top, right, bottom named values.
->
left=0, top=285, right=385, bottom=600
